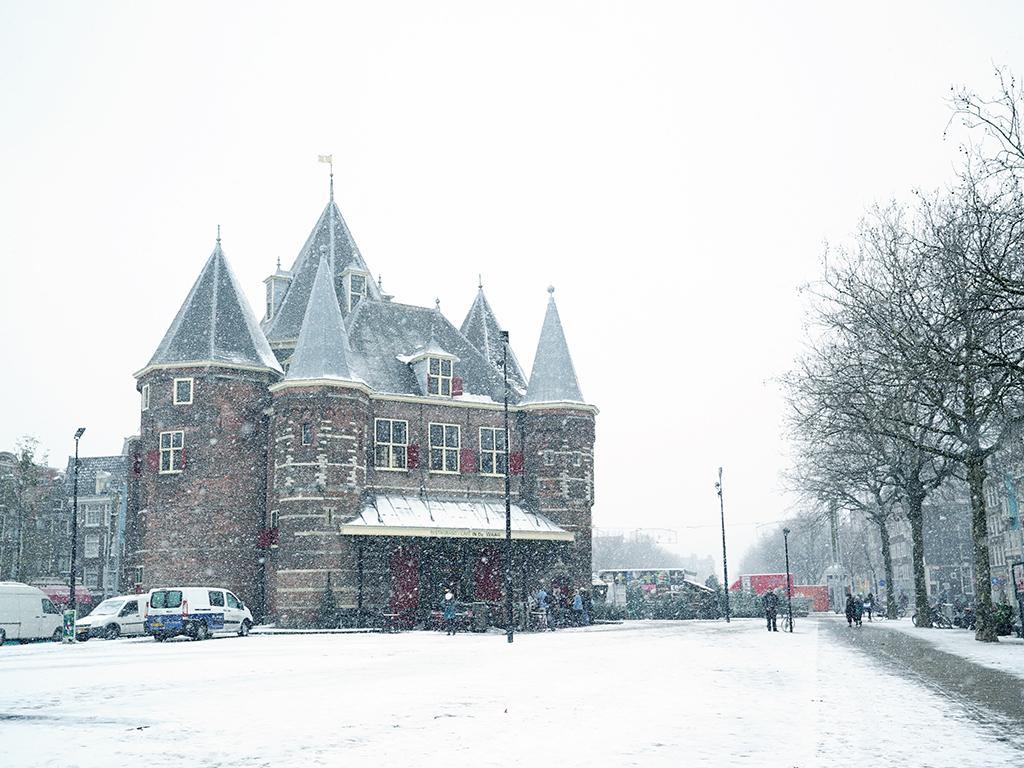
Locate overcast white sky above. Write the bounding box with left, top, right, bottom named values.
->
left=3, top=1, right=1023, bottom=571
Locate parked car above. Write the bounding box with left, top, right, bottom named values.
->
left=75, top=595, right=148, bottom=641
left=0, top=581, right=63, bottom=645
left=145, top=587, right=253, bottom=641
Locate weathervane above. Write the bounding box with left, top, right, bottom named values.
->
left=318, top=154, right=334, bottom=200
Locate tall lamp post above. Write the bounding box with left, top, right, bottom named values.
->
left=715, top=467, right=730, bottom=623
left=65, top=427, right=85, bottom=642
left=501, top=331, right=514, bottom=644
left=783, top=527, right=794, bottom=633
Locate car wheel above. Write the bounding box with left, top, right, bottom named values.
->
left=0, top=629, right=6, bottom=645
left=194, top=621, right=209, bottom=641
left=153, top=633, right=165, bottom=642
left=238, top=620, right=251, bottom=637
left=52, top=628, right=63, bottom=642
left=104, top=624, right=120, bottom=641
left=77, top=634, right=90, bottom=642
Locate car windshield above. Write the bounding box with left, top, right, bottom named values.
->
left=89, top=599, right=125, bottom=616
left=149, top=590, right=182, bottom=609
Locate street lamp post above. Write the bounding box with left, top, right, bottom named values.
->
left=715, top=467, right=730, bottom=623
left=501, top=331, right=514, bottom=644
left=66, top=427, right=85, bottom=642
left=783, top=527, right=794, bottom=633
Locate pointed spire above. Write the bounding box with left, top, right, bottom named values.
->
left=460, top=282, right=527, bottom=391
left=216, top=224, right=221, bottom=246
left=142, top=239, right=282, bottom=375
left=284, top=248, right=360, bottom=383
left=523, top=287, right=584, bottom=404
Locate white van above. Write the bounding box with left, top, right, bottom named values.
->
left=75, top=595, right=148, bottom=641
left=0, top=582, right=64, bottom=645
left=145, top=587, right=254, bottom=641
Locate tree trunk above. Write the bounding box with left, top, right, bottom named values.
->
left=965, top=452, right=998, bottom=642
left=878, top=518, right=897, bottom=619
left=905, top=486, right=931, bottom=628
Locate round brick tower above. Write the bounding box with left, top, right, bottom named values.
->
left=129, top=238, right=283, bottom=611
left=264, top=245, right=370, bottom=625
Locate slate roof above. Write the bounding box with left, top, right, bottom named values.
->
left=143, top=242, right=282, bottom=375
left=459, top=287, right=528, bottom=393
left=346, top=300, right=512, bottom=402
left=523, top=289, right=584, bottom=404
left=262, top=199, right=381, bottom=343
left=284, top=251, right=361, bottom=383
left=62, top=455, right=127, bottom=496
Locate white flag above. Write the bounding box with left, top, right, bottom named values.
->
left=318, top=154, right=333, bottom=164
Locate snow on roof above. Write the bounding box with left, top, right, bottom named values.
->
left=523, top=288, right=584, bottom=404
left=284, top=246, right=361, bottom=384
left=144, top=242, right=282, bottom=375
left=341, top=494, right=573, bottom=541
left=263, top=199, right=380, bottom=342
left=459, top=286, right=528, bottom=392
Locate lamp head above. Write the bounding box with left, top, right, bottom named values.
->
left=783, top=527, right=791, bottom=536
left=74, top=427, right=86, bottom=440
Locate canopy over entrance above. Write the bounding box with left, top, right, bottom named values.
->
left=341, top=494, right=574, bottom=542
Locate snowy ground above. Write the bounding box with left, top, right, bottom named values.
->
left=1, top=618, right=1021, bottom=768
left=863, top=616, right=1024, bottom=680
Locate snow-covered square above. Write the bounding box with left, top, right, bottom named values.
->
left=2, top=619, right=1021, bottom=768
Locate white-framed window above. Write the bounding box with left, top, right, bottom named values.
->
left=543, top=450, right=555, bottom=466
left=348, top=273, right=367, bottom=312
left=479, top=427, right=507, bottom=476
left=159, top=430, right=185, bottom=473
left=141, top=383, right=150, bottom=411
left=374, top=418, right=408, bottom=470
left=84, top=504, right=102, bottom=527
left=133, top=566, right=144, bottom=587
left=84, top=565, right=100, bottom=587
left=427, top=357, right=453, bottom=396
left=84, top=533, right=100, bottom=559
left=429, top=422, right=460, bottom=473
left=301, top=423, right=313, bottom=446
left=173, top=378, right=194, bottom=405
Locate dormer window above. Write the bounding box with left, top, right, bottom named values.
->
left=348, top=273, right=367, bottom=312
left=428, top=357, right=453, bottom=396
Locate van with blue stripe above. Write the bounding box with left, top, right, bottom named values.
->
left=145, top=587, right=253, bottom=641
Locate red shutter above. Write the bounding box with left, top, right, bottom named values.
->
left=257, top=528, right=278, bottom=549
left=178, top=448, right=187, bottom=470
left=509, top=451, right=524, bottom=475
left=451, top=376, right=464, bottom=396
left=145, top=450, right=159, bottom=472
left=407, top=444, right=420, bottom=469
left=460, top=448, right=476, bottom=473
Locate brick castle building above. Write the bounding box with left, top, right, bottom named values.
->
left=125, top=180, right=596, bottom=625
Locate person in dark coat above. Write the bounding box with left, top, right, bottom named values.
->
left=443, top=591, right=457, bottom=635
left=864, top=592, right=875, bottom=622
left=853, top=595, right=864, bottom=627
left=845, top=593, right=856, bottom=627
left=763, top=589, right=780, bottom=632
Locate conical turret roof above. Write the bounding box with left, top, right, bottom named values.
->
left=523, top=288, right=584, bottom=404
left=284, top=249, right=361, bottom=383
left=460, top=286, right=527, bottom=392
left=142, top=240, right=282, bottom=375
left=263, top=198, right=380, bottom=343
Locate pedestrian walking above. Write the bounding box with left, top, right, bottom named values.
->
left=845, top=593, right=856, bottom=627
left=544, top=590, right=557, bottom=630
left=581, top=587, right=592, bottom=626
left=763, top=589, right=780, bottom=632
left=443, top=591, right=457, bottom=635
left=572, top=589, right=584, bottom=626
left=853, top=594, right=864, bottom=627
left=864, top=592, right=875, bottom=622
